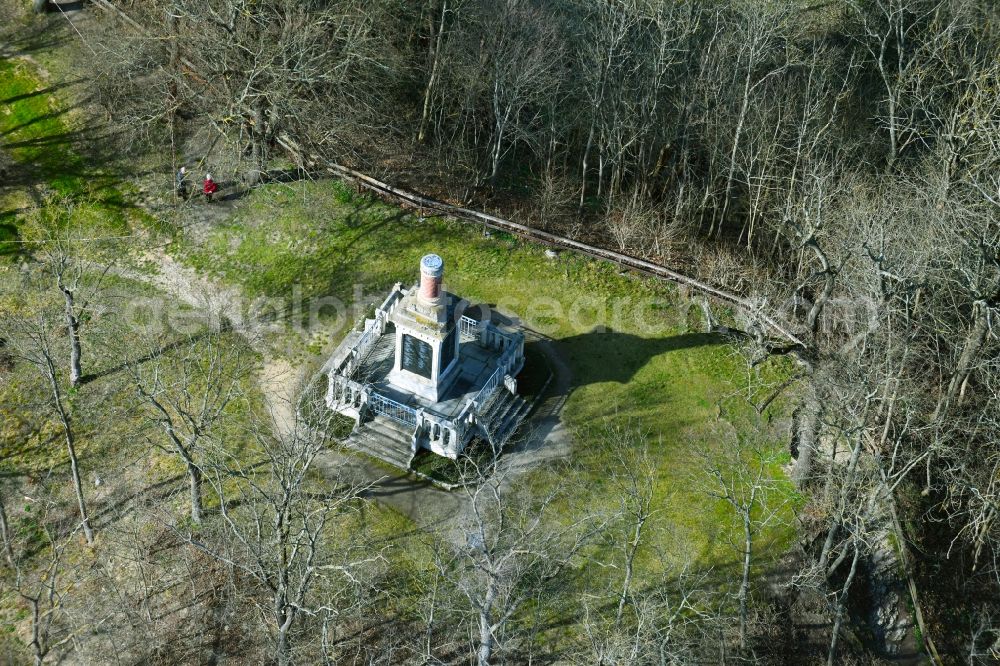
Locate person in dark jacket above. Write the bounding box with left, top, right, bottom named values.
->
left=175, top=166, right=188, bottom=199
left=203, top=173, right=219, bottom=202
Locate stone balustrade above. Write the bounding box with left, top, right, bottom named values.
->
left=330, top=283, right=405, bottom=378
left=326, top=284, right=526, bottom=459
left=327, top=374, right=368, bottom=414
left=415, top=408, right=465, bottom=458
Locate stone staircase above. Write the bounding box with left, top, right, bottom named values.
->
left=343, top=415, right=415, bottom=470
left=477, top=387, right=531, bottom=446
left=342, top=382, right=533, bottom=470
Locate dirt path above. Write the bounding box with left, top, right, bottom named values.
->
left=127, top=245, right=575, bottom=534
left=128, top=247, right=301, bottom=438
left=121, top=244, right=465, bottom=533
left=12, top=0, right=577, bottom=545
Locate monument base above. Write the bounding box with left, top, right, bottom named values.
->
left=387, top=358, right=460, bottom=403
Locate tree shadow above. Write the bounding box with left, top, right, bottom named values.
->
left=559, top=327, right=727, bottom=387
left=91, top=473, right=186, bottom=528
left=0, top=22, right=72, bottom=56
left=340, top=205, right=405, bottom=252
left=472, top=323, right=726, bottom=391
left=81, top=328, right=218, bottom=385
left=263, top=166, right=309, bottom=185
left=2, top=127, right=91, bottom=151
left=0, top=107, right=73, bottom=138
left=42, top=1, right=85, bottom=12
left=0, top=125, right=128, bottom=190
left=0, top=78, right=83, bottom=106
left=205, top=167, right=313, bottom=203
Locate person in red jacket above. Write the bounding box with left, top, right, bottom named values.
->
left=203, top=173, right=219, bottom=202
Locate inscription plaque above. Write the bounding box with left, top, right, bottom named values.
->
left=401, top=334, right=433, bottom=379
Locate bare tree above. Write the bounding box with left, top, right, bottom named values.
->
left=192, top=392, right=380, bottom=666
left=604, top=423, right=656, bottom=629
left=124, top=329, right=252, bottom=525
left=441, top=451, right=601, bottom=665
left=574, top=422, right=664, bottom=666
left=23, top=195, right=117, bottom=387
left=702, top=427, right=789, bottom=653
left=15, top=525, right=67, bottom=666
left=415, top=0, right=454, bottom=145
left=8, top=483, right=92, bottom=666
left=92, top=0, right=397, bottom=183
left=2, top=313, right=94, bottom=544
left=475, top=0, right=561, bottom=185
left=848, top=0, right=958, bottom=166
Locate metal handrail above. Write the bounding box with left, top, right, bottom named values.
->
left=468, top=341, right=519, bottom=409
left=353, top=323, right=380, bottom=364
left=368, top=390, right=417, bottom=426
left=459, top=315, right=481, bottom=340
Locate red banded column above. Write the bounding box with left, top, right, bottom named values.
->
left=419, top=254, right=444, bottom=305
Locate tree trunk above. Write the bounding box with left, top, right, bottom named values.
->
left=0, top=493, right=13, bottom=567
left=60, top=286, right=82, bottom=387
left=615, top=517, right=644, bottom=627
left=818, top=435, right=863, bottom=573
left=247, top=102, right=268, bottom=186
left=935, top=300, right=991, bottom=419
left=805, top=240, right=837, bottom=335
left=792, top=381, right=820, bottom=485
left=276, top=621, right=291, bottom=666
left=886, top=89, right=897, bottom=166
left=29, top=598, right=44, bottom=666
left=417, top=0, right=448, bottom=144
left=738, top=511, right=752, bottom=651
left=64, top=419, right=93, bottom=544
left=477, top=582, right=498, bottom=666
left=720, top=62, right=753, bottom=235
left=44, top=358, right=93, bottom=544
left=424, top=572, right=440, bottom=660
left=579, top=120, right=596, bottom=211
left=827, top=541, right=860, bottom=666
left=188, top=463, right=202, bottom=524
left=166, top=3, right=180, bottom=165
left=146, top=392, right=204, bottom=526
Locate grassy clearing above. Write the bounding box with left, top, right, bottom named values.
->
left=175, top=179, right=799, bottom=576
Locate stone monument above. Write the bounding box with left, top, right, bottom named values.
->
left=324, top=253, right=529, bottom=465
